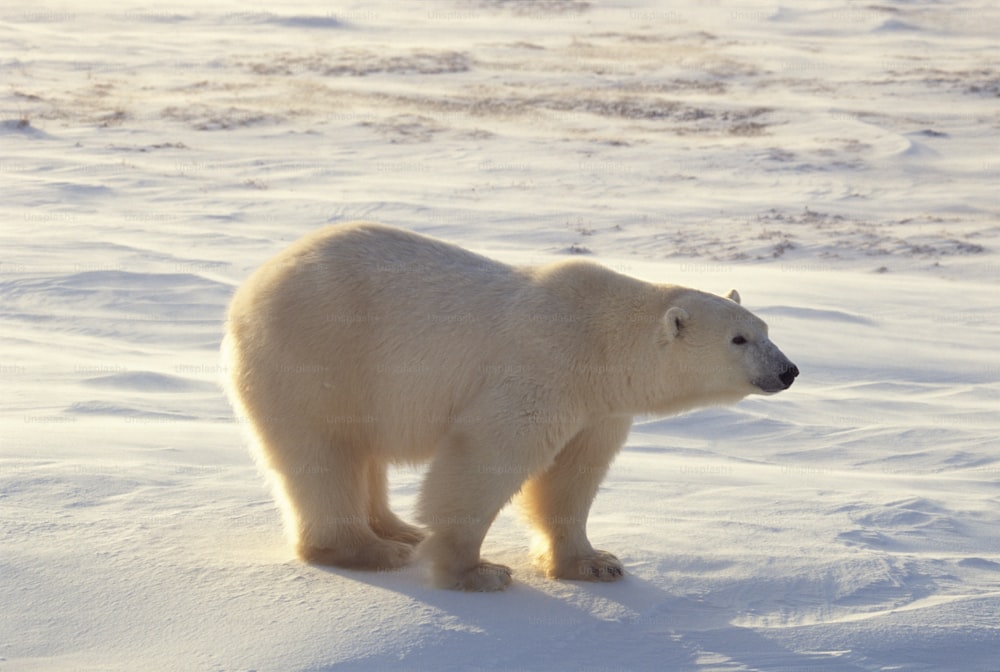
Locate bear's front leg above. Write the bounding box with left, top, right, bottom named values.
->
left=416, top=439, right=524, bottom=591
left=520, top=416, right=632, bottom=582
left=415, top=416, right=567, bottom=591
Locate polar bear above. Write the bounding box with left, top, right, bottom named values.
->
left=224, top=222, right=798, bottom=591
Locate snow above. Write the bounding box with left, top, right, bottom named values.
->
left=2, top=0, right=999, bottom=670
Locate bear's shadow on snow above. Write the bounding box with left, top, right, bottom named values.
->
left=314, top=562, right=864, bottom=670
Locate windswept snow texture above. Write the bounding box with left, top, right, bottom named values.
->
left=2, top=1, right=1000, bottom=670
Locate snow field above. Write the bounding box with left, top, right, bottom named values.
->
left=3, top=0, right=999, bottom=670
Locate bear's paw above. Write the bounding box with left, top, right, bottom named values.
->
left=300, top=538, right=415, bottom=571
left=442, top=561, right=513, bottom=592
left=558, top=550, right=625, bottom=582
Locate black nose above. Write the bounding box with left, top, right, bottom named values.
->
left=779, top=365, right=799, bottom=388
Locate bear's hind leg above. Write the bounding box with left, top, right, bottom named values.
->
left=268, top=442, right=413, bottom=571
left=519, top=417, right=632, bottom=582
left=367, top=460, right=425, bottom=546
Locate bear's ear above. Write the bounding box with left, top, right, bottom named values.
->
left=661, top=306, right=689, bottom=343
left=726, top=289, right=741, bottom=305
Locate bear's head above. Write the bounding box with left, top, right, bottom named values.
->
left=650, top=288, right=798, bottom=411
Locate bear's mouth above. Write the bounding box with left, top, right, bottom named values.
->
left=753, top=380, right=784, bottom=394
left=753, top=364, right=799, bottom=394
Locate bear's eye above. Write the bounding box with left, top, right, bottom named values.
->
left=731, top=335, right=748, bottom=345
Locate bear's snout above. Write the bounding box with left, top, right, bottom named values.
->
left=779, top=364, right=799, bottom=389
left=752, top=360, right=799, bottom=394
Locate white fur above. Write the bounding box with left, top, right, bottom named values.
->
left=223, top=222, right=797, bottom=590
